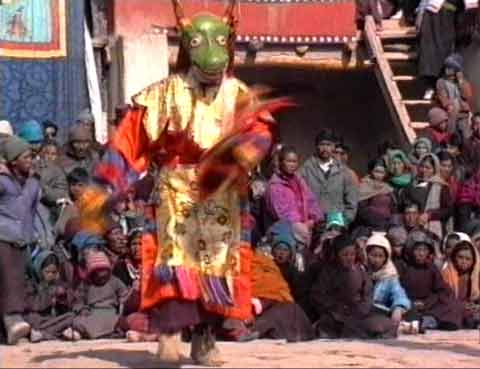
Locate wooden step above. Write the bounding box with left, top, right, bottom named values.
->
left=385, top=51, right=418, bottom=60
left=383, top=43, right=414, bottom=52
left=411, top=122, right=430, bottom=129
left=393, top=75, right=416, bottom=81
left=403, top=99, right=432, bottom=105
left=378, top=28, right=417, bottom=40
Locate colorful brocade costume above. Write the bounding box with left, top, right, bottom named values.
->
left=134, top=73, right=255, bottom=320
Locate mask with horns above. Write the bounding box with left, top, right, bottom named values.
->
left=171, top=0, right=238, bottom=83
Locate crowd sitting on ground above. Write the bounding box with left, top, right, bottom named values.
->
left=0, top=51, right=479, bottom=346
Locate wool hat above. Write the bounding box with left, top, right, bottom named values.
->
left=351, top=226, right=372, bottom=242
left=326, top=212, right=346, bottom=229
left=444, top=53, right=464, bottom=72
left=76, top=109, right=95, bottom=124
left=315, top=129, right=338, bottom=145
left=268, top=221, right=296, bottom=251
left=18, top=120, right=44, bottom=143
left=331, top=233, right=355, bottom=256
left=406, top=230, right=435, bottom=250
left=366, top=232, right=391, bottom=252
left=85, top=249, right=112, bottom=278
left=71, top=231, right=107, bottom=251
left=68, top=123, right=92, bottom=142
left=3, top=136, right=31, bottom=162
left=387, top=226, right=408, bottom=246
left=413, top=137, right=433, bottom=153
left=0, top=120, right=13, bottom=136
left=428, top=107, right=449, bottom=127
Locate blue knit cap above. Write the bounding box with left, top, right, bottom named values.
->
left=18, top=120, right=44, bottom=143
left=71, top=231, right=106, bottom=251
left=267, top=220, right=296, bottom=251
left=444, top=53, right=464, bottom=73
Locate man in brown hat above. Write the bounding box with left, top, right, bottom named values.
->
left=59, top=123, right=100, bottom=175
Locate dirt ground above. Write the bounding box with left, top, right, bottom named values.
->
left=1, top=330, right=479, bottom=368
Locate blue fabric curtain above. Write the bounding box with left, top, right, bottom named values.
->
left=0, top=0, right=89, bottom=143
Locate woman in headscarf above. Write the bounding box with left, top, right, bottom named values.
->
left=397, top=230, right=463, bottom=331
left=309, top=234, right=397, bottom=339
left=357, top=158, right=395, bottom=230
left=385, top=149, right=413, bottom=204
left=365, top=233, right=411, bottom=330
left=441, top=233, right=480, bottom=329
left=400, top=153, right=453, bottom=242
left=408, top=137, right=433, bottom=172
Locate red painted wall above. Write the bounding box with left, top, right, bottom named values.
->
left=113, top=0, right=356, bottom=40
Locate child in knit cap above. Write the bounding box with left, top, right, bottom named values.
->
left=72, top=248, right=130, bottom=339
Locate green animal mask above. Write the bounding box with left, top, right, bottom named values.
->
left=171, top=0, right=237, bottom=83
left=183, top=14, right=231, bottom=77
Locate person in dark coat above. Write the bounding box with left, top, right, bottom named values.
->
left=461, top=114, right=480, bottom=178
left=397, top=230, right=463, bottom=330
left=250, top=250, right=314, bottom=342
left=72, top=249, right=130, bottom=339
left=357, top=159, right=395, bottom=230
left=399, top=153, right=453, bottom=242
left=24, top=250, right=77, bottom=342
left=417, top=0, right=463, bottom=99
left=0, top=136, right=41, bottom=345
left=309, top=234, right=397, bottom=339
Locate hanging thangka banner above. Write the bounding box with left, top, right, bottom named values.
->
left=0, top=0, right=67, bottom=58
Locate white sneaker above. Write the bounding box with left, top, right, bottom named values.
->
left=423, top=88, right=435, bottom=100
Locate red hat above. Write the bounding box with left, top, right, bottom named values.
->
left=85, top=250, right=112, bottom=278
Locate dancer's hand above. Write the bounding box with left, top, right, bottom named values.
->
left=251, top=298, right=263, bottom=315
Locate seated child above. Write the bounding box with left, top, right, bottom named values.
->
left=24, top=251, right=76, bottom=342
left=73, top=249, right=130, bottom=339
left=365, top=233, right=413, bottom=333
